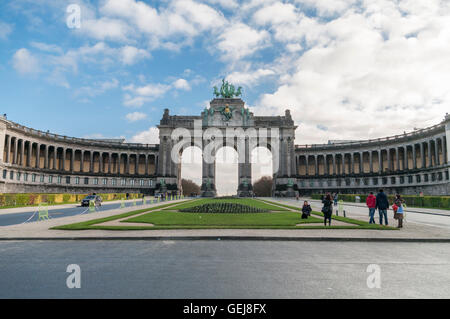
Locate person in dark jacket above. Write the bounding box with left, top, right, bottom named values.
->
left=321, top=193, right=333, bottom=226
left=301, top=201, right=312, bottom=219
left=375, top=189, right=389, bottom=225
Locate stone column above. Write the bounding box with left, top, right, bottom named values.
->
left=35, top=143, right=40, bottom=168
left=108, top=153, right=112, bottom=174
left=44, top=145, right=49, bottom=169
left=61, top=148, right=66, bottom=171
left=435, top=139, right=439, bottom=166
left=350, top=153, right=354, bottom=174
left=13, top=138, right=18, bottom=164
left=386, top=148, right=391, bottom=172
left=369, top=151, right=373, bottom=173
left=420, top=143, right=424, bottom=168
left=412, top=145, right=416, bottom=169
left=89, top=151, right=94, bottom=173
left=125, top=154, right=130, bottom=174
left=70, top=150, right=74, bottom=172
left=19, top=140, right=24, bottom=166
left=378, top=150, right=382, bottom=173
left=5, top=135, right=10, bottom=163
left=118, top=154, right=121, bottom=174
left=99, top=152, right=103, bottom=173
left=53, top=147, right=57, bottom=170
left=145, top=154, right=149, bottom=175
left=305, top=156, right=309, bottom=176
left=314, top=155, right=318, bottom=175
left=332, top=154, right=336, bottom=175
left=427, top=140, right=432, bottom=167
left=27, top=141, right=31, bottom=167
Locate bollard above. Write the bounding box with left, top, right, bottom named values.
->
left=89, top=200, right=96, bottom=213
left=343, top=210, right=346, bottom=217
left=120, top=199, right=125, bottom=208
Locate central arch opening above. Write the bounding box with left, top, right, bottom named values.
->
left=180, top=146, right=202, bottom=196
left=215, top=146, right=238, bottom=196
left=251, top=146, right=273, bottom=197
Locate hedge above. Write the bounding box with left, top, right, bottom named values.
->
left=311, top=194, right=450, bottom=209
left=0, top=192, right=142, bottom=208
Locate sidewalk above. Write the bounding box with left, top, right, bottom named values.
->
left=0, top=197, right=154, bottom=215
left=0, top=198, right=449, bottom=241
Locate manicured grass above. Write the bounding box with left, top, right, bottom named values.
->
left=165, top=198, right=288, bottom=211
left=123, top=211, right=322, bottom=226
left=53, top=198, right=396, bottom=231
left=51, top=202, right=177, bottom=230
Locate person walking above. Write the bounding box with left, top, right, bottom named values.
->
left=375, top=189, right=389, bottom=225
left=301, top=201, right=312, bottom=219
left=366, top=192, right=376, bottom=224
left=393, top=194, right=405, bottom=228
left=333, top=193, right=338, bottom=206
left=321, top=193, right=333, bottom=226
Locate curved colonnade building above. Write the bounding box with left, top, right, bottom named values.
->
left=0, top=112, right=449, bottom=196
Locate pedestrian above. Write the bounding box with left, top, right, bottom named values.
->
left=366, top=192, right=376, bottom=224
left=321, top=193, right=333, bottom=226
left=375, top=188, right=389, bottom=226
left=333, top=193, right=338, bottom=206
left=301, top=201, right=312, bottom=219
left=393, top=194, right=405, bottom=228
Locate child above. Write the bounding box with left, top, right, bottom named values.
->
left=301, top=201, right=312, bottom=219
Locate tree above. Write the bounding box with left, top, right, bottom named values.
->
left=253, top=176, right=273, bottom=197
left=181, top=179, right=201, bottom=196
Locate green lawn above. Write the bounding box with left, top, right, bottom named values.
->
left=52, top=197, right=396, bottom=231
left=123, top=210, right=322, bottom=226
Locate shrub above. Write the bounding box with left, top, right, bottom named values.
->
left=180, top=203, right=269, bottom=214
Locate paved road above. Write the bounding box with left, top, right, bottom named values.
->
left=0, top=200, right=152, bottom=227
left=277, top=198, right=450, bottom=230
left=0, top=240, right=449, bottom=298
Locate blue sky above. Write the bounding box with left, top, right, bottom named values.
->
left=1, top=0, right=449, bottom=147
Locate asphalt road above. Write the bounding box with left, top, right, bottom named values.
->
left=0, top=200, right=150, bottom=226
left=0, top=240, right=449, bottom=298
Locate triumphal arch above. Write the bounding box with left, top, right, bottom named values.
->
left=156, top=79, right=297, bottom=197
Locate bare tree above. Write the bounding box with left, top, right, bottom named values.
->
left=253, top=176, right=273, bottom=197
left=181, top=179, right=201, bottom=196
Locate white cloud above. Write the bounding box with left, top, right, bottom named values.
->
left=129, top=126, right=160, bottom=144
left=126, top=111, right=147, bottom=122
left=227, top=68, right=275, bottom=86
left=0, top=21, right=13, bottom=40
left=253, top=2, right=298, bottom=25
left=215, top=23, right=271, bottom=62
left=120, top=45, right=151, bottom=65
left=255, top=0, right=450, bottom=143
left=172, top=78, right=191, bottom=90
left=74, top=78, right=119, bottom=97
left=12, top=48, right=39, bottom=74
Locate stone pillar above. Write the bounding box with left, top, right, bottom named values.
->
left=314, top=155, right=318, bottom=175
left=434, top=139, right=439, bottom=166
left=89, top=151, right=94, bottom=173
left=395, top=148, right=399, bottom=171
left=427, top=140, right=432, bottom=167
left=61, top=148, right=66, bottom=171
left=412, top=145, right=416, bottom=169
left=378, top=150, right=382, bottom=173
left=386, top=148, right=391, bottom=172
left=53, top=147, right=57, bottom=170
left=99, top=152, right=103, bottom=173
left=125, top=154, right=130, bottom=174
left=27, top=141, right=31, bottom=167
left=305, top=156, right=309, bottom=176
left=145, top=154, right=149, bottom=175
left=420, top=143, right=424, bottom=168
left=108, top=153, right=112, bottom=174
left=369, top=151, right=373, bottom=173
left=445, top=114, right=450, bottom=165
left=20, top=140, right=25, bottom=166
left=44, top=145, right=49, bottom=169
left=13, top=138, right=18, bottom=164
left=70, top=150, right=74, bottom=172
left=332, top=154, right=336, bottom=175
left=118, top=154, right=121, bottom=174
left=350, top=153, right=354, bottom=174
left=35, top=143, right=40, bottom=168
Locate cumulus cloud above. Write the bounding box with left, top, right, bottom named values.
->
left=120, top=45, right=151, bottom=65
left=129, top=126, right=160, bottom=144
left=255, top=0, right=450, bottom=143
left=12, top=48, right=39, bottom=74
left=172, top=78, right=191, bottom=90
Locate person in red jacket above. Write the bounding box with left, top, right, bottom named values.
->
left=366, top=192, right=377, bottom=224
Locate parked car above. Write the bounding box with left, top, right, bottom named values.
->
left=81, top=195, right=102, bottom=207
